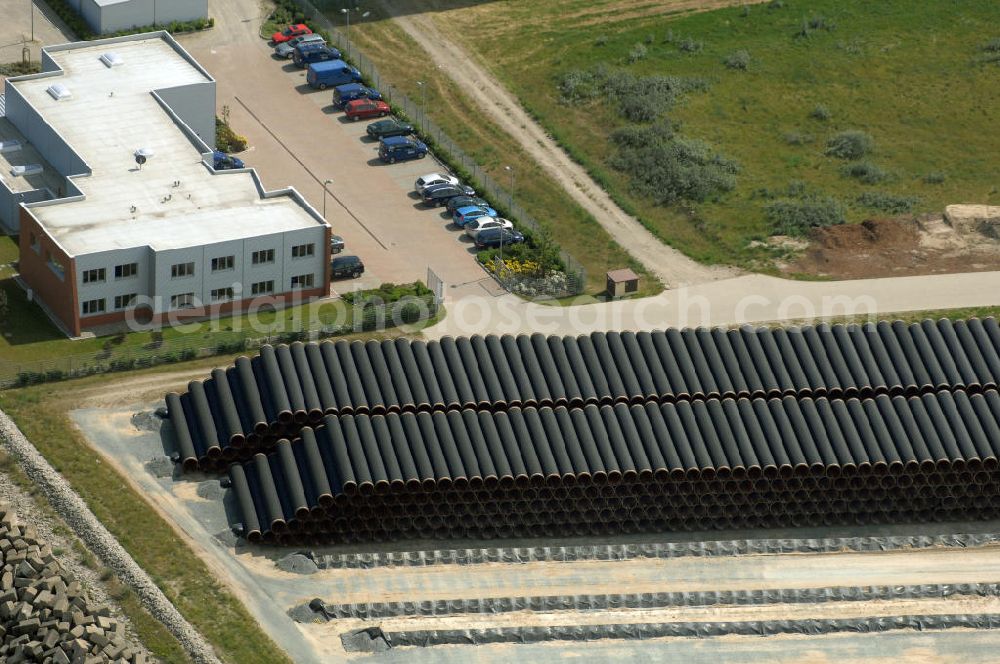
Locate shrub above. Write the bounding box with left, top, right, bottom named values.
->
left=825, top=130, right=874, bottom=159
left=766, top=196, right=846, bottom=236
left=810, top=104, right=832, bottom=121
left=783, top=132, right=814, bottom=146
left=215, top=118, right=248, bottom=153
left=923, top=172, right=947, bottom=184
left=767, top=0, right=785, bottom=10
left=558, top=67, right=707, bottom=122
left=594, top=35, right=608, bottom=47
left=842, top=161, right=889, bottom=184
left=628, top=43, right=648, bottom=64
left=981, top=38, right=1000, bottom=52
left=795, top=15, right=836, bottom=39
left=342, top=281, right=432, bottom=305
left=723, top=50, right=751, bottom=71
left=609, top=122, right=738, bottom=205
left=857, top=191, right=917, bottom=214
left=0, top=61, right=41, bottom=76
left=678, top=38, right=704, bottom=53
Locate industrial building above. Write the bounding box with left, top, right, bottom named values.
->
left=64, top=0, right=208, bottom=35
left=0, top=33, right=330, bottom=336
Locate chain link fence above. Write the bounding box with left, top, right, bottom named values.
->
left=0, top=296, right=438, bottom=388
left=291, top=0, right=585, bottom=297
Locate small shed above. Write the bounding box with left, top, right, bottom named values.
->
left=606, top=268, right=639, bottom=298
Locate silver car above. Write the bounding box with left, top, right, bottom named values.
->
left=275, top=33, right=325, bottom=59
left=464, top=217, right=513, bottom=239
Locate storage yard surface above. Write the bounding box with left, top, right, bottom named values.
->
left=71, top=401, right=1000, bottom=663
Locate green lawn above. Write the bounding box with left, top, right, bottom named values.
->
left=313, top=4, right=662, bottom=297
left=436, top=0, right=1000, bottom=270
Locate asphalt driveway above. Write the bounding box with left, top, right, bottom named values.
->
left=176, top=1, right=500, bottom=297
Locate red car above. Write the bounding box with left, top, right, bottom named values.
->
left=271, top=24, right=312, bottom=44
left=344, top=98, right=391, bottom=121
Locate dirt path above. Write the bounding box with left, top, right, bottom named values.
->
left=378, top=1, right=740, bottom=288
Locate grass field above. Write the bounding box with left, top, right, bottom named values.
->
left=435, top=0, right=1000, bottom=270
left=321, top=6, right=661, bottom=296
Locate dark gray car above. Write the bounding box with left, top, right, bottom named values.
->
left=331, top=255, right=364, bottom=279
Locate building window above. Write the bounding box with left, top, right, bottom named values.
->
left=82, top=268, right=106, bottom=284
left=113, top=293, right=137, bottom=310
left=81, top=298, right=106, bottom=315
left=290, top=273, right=315, bottom=289
left=114, top=263, right=138, bottom=279
left=29, top=232, right=39, bottom=254
left=251, top=249, right=275, bottom=265
left=250, top=280, right=274, bottom=295
left=170, top=292, right=195, bottom=309
left=171, top=262, right=195, bottom=278
left=291, top=243, right=315, bottom=259
left=210, top=287, right=235, bottom=302
left=46, top=252, right=64, bottom=280
left=211, top=256, right=235, bottom=272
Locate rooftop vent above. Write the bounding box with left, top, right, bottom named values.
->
left=46, top=83, right=71, bottom=101
left=0, top=139, right=22, bottom=154
left=100, top=52, right=124, bottom=68
left=10, top=164, right=43, bottom=177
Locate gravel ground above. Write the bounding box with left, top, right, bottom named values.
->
left=0, top=407, right=222, bottom=664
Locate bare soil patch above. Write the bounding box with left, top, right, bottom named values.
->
left=786, top=217, right=1000, bottom=280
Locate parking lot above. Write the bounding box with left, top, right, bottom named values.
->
left=176, top=9, right=502, bottom=299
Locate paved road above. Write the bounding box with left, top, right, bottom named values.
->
left=424, top=270, right=1000, bottom=338
left=0, top=0, right=75, bottom=68
left=175, top=1, right=500, bottom=298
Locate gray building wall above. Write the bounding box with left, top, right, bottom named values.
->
left=155, top=81, right=216, bottom=150
left=76, top=247, right=151, bottom=319
left=0, top=187, right=51, bottom=234
left=80, top=0, right=208, bottom=34
left=2, top=84, right=89, bottom=179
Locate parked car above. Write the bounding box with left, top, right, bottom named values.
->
left=274, top=33, right=324, bottom=59
left=331, top=255, right=364, bottom=279
left=366, top=118, right=415, bottom=139
left=330, top=234, right=345, bottom=254
left=378, top=136, right=428, bottom=163
left=333, top=83, right=382, bottom=108
left=293, top=44, right=342, bottom=68
left=415, top=172, right=459, bottom=194
left=271, top=24, right=311, bottom=44
left=213, top=151, right=244, bottom=170
left=307, top=60, right=362, bottom=90
left=446, top=195, right=491, bottom=213
left=344, top=98, right=391, bottom=121
left=422, top=183, right=475, bottom=206
left=453, top=205, right=496, bottom=227
left=464, top=217, right=513, bottom=239
left=475, top=227, right=525, bottom=249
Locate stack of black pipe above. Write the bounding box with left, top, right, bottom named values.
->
left=169, top=318, right=1000, bottom=472
left=229, top=389, right=1000, bottom=545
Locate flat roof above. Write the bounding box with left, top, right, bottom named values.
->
left=10, top=35, right=324, bottom=257
left=0, top=118, right=62, bottom=195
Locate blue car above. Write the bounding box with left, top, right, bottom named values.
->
left=293, top=43, right=342, bottom=68
left=452, top=205, right=497, bottom=227
left=333, top=83, right=382, bottom=108
left=378, top=136, right=428, bottom=163
left=213, top=151, right=244, bottom=170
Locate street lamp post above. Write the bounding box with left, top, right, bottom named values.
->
left=30, top=0, right=34, bottom=42
left=504, top=165, right=515, bottom=211
left=415, top=80, right=426, bottom=130
left=322, top=179, right=333, bottom=219
left=341, top=7, right=370, bottom=59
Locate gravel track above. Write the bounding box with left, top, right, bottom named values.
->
left=0, top=407, right=222, bottom=664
